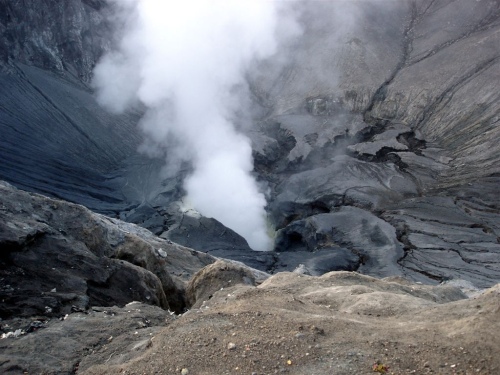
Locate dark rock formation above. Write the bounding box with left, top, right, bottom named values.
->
left=382, top=191, right=500, bottom=287
left=0, top=181, right=215, bottom=318
left=0, top=0, right=110, bottom=82
left=0, top=302, right=171, bottom=374
left=275, top=207, right=405, bottom=278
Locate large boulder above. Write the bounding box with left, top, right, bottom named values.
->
left=185, top=260, right=269, bottom=309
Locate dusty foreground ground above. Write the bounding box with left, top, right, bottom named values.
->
left=2, top=268, right=500, bottom=375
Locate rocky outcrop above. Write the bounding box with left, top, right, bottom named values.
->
left=185, top=259, right=269, bottom=309
left=0, top=0, right=110, bottom=82
left=0, top=302, right=171, bottom=374
left=0, top=181, right=215, bottom=318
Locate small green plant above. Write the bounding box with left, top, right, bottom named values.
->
left=372, top=360, right=389, bottom=373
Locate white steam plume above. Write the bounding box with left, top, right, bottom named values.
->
left=93, top=0, right=296, bottom=250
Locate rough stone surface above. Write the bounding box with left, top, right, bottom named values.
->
left=275, top=207, right=406, bottom=278
left=7, top=268, right=500, bottom=375
left=382, top=193, right=500, bottom=288
left=185, top=260, right=269, bottom=309
left=0, top=302, right=171, bottom=374
left=0, top=181, right=216, bottom=317
left=0, top=0, right=111, bottom=82
left=2, top=270, right=494, bottom=375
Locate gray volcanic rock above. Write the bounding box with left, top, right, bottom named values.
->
left=362, top=1, right=500, bottom=186
left=250, top=1, right=409, bottom=114
left=246, top=0, right=500, bottom=289
left=269, top=155, right=418, bottom=229
left=0, top=1, right=168, bottom=215
left=0, top=302, right=171, bottom=374
left=0, top=0, right=110, bottom=82
left=382, top=189, right=500, bottom=288
left=272, top=247, right=359, bottom=276
left=0, top=1, right=499, bottom=372
left=347, top=124, right=415, bottom=156
left=7, top=271, right=500, bottom=375
left=275, top=207, right=405, bottom=278
left=166, top=215, right=277, bottom=272
left=0, top=181, right=216, bottom=317
left=77, top=272, right=500, bottom=375
left=122, top=201, right=277, bottom=272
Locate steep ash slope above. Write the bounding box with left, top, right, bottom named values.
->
left=0, top=0, right=153, bottom=212
left=0, top=63, right=147, bottom=212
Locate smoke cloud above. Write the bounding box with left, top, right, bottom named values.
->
left=93, top=0, right=298, bottom=250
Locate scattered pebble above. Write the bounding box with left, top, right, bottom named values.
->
left=227, top=342, right=237, bottom=350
